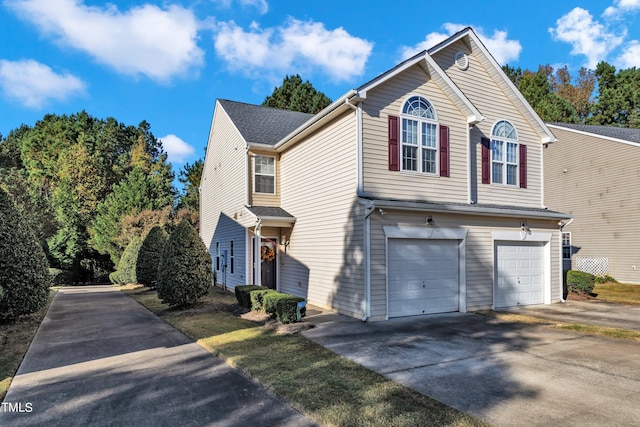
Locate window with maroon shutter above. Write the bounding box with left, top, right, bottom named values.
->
left=388, top=115, right=399, bottom=171
left=439, top=125, right=449, bottom=177
left=519, top=144, right=527, bottom=188
left=481, top=137, right=490, bottom=184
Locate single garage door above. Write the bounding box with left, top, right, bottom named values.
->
left=495, top=242, right=544, bottom=307
left=388, top=239, right=459, bottom=317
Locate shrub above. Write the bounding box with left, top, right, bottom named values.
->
left=595, top=274, right=618, bottom=284
left=157, top=220, right=212, bottom=307
left=250, top=288, right=278, bottom=312
left=136, top=226, right=168, bottom=288
left=234, top=285, right=266, bottom=308
left=566, top=270, right=596, bottom=295
left=48, top=268, right=74, bottom=285
left=0, top=188, right=50, bottom=322
left=111, top=236, right=143, bottom=285
left=263, top=292, right=306, bottom=324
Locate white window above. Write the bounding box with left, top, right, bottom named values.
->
left=491, top=120, right=518, bottom=185
left=401, top=96, right=438, bottom=174
left=215, top=242, right=220, bottom=271
left=562, top=232, right=572, bottom=260
left=254, top=155, right=275, bottom=194
left=230, top=240, right=234, bottom=274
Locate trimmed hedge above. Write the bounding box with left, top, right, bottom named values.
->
left=136, top=226, right=167, bottom=288
left=595, top=274, right=618, bottom=284
left=0, top=188, right=50, bottom=322
left=110, top=236, right=142, bottom=285
left=566, top=270, right=596, bottom=295
left=250, top=288, right=278, bottom=312
left=157, top=220, right=212, bottom=307
left=263, top=292, right=306, bottom=324
left=235, top=285, right=267, bottom=309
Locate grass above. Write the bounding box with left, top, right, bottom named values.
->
left=0, top=290, right=56, bottom=400
left=126, top=286, right=487, bottom=427
left=592, top=282, right=640, bottom=305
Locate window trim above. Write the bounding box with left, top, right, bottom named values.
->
left=400, top=95, right=439, bottom=175
left=215, top=242, right=220, bottom=271
left=230, top=240, right=235, bottom=274
left=490, top=120, right=519, bottom=186
left=562, top=232, right=572, bottom=260
left=253, top=155, right=276, bottom=194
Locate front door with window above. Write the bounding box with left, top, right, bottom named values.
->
left=254, top=237, right=277, bottom=289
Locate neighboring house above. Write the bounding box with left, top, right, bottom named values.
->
left=200, top=27, right=571, bottom=321
left=545, top=122, right=640, bottom=284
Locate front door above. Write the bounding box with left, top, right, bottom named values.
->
left=255, top=238, right=277, bottom=289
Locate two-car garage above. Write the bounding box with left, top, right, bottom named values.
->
left=384, top=226, right=549, bottom=318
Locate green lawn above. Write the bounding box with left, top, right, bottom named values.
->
left=593, top=282, right=640, bottom=305
left=127, top=286, right=487, bottom=427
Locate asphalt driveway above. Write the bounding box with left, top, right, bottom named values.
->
left=0, top=286, right=314, bottom=427
left=303, top=303, right=640, bottom=426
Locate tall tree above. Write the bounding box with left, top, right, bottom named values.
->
left=262, top=74, right=332, bottom=114
left=590, top=62, right=640, bottom=127
left=177, top=159, right=203, bottom=212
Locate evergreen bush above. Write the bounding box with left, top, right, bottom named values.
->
left=263, top=292, right=306, bottom=323
left=0, top=188, right=50, bottom=322
left=110, top=236, right=142, bottom=285
left=566, top=270, right=596, bottom=294
left=249, top=288, right=278, bottom=312
left=157, top=220, right=212, bottom=307
left=234, top=285, right=266, bottom=308
left=136, top=226, right=167, bottom=288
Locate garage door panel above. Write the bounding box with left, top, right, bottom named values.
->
left=495, top=242, right=544, bottom=307
left=388, top=239, right=459, bottom=318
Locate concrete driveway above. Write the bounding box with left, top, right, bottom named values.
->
left=1, top=286, right=315, bottom=427
left=303, top=303, right=640, bottom=427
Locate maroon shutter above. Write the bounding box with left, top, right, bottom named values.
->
left=519, top=144, right=527, bottom=188
left=439, top=125, right=450, bottom=177
left=481, top=137, right=490, bottom=184
left=388, top=115, right=400, bottom=171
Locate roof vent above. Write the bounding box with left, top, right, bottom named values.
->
left=454, top=51, right=469, bottom=70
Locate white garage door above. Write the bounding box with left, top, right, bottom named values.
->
left=495, top=242, right=544, bottom=307
left=388, top=239, right=459, bottom=317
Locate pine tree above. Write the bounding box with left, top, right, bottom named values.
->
left=157, top=220, right=212, bottom=307
left=136, top=226, right=168, bottom=288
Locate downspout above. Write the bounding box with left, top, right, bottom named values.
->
left=558, top=217, right=574, bottom=303
left=467, top=124, right=473, bottom=203
left=255, top=219, right=262, bottom=286
left=362, top=198, right=375, bottom=321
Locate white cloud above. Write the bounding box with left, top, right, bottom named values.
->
left=159, top=134, right=196, bottom=164
left=5, top=0, right=204, bottom=83
left=214, top=18, right=373, bottom=82
left=0, top=59, right=86, bottom=108
left=549, top=7, right=624, bottom=69
left=211, top=0, right=268, bottom=14
left=399, top=24, right=522, bottom=65
left=604, top=0, right=640, bottom=17
left=617, top=40, right=640, bottom=67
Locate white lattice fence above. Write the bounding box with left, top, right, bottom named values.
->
left=575, top=257, right=609, bottom=276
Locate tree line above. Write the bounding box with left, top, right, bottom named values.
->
left=0, top=111, right=202, bottom=283
left=503, top=60, right=640, bottom=128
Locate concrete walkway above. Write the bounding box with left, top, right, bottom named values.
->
left=0, top=286, right=315, bottom=427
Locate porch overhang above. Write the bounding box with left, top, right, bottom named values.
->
left=240, top=206, right=297, bottom=229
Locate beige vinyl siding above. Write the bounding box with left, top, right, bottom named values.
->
left=368, top=210, right=562, bottom=319
left=200, top=102, right=250, bottom=288
left=432, top=40, right=543, bottom=208
left=545, top=127, right=640, bottom=283
left=279, top=111, right=365, bottom=317
left=248, top=150, right=281, bottom=207
left=361, top=64, right=469, bottom=203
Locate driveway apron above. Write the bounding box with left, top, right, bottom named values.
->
left=0, top=286, right=315, bottom=427
left=303, top=309, right=640, bottom=427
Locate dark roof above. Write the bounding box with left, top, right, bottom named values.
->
left=219, top=99, right=313, bottom=146
left=548, top=122, right=640, bottom=144
left=246, top=206, right=295, bottom=219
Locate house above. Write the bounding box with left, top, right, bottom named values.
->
left=544, top=122, right=640, bottom=284
left=200, top=27, right=571, bottom=320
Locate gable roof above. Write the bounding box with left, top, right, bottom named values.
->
left=218, top=99, right=313, bottom=146
left=548, top=122, right=640, bottom=145
left=429, top=27, right=557, bottom=144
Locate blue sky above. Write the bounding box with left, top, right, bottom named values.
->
left=1, top=0, right=639, bottom=183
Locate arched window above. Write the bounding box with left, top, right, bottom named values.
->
left=401, top=96, right=438, bottom=173
left=491, top=120, right=518, bottom=185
